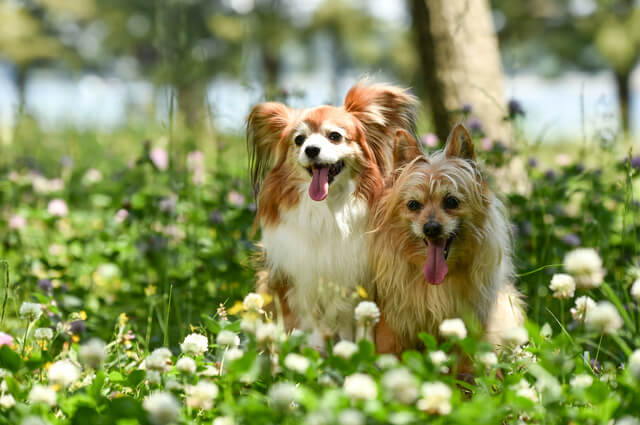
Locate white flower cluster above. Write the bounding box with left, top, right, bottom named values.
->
left=549, top=273, right=576, bottom=299
left=628, top=350, right=640, bottom=380
left=19, top=302, right=42, bottom=322
left=354, top=301, right=380, bottom=326
left=34, top=328, right=53, bottom=341
left=216, top=330, right=240, bottom=347
left=513, top=379, right=538, bottom=403
left=563, top=248, right=605, bottom=289
left=585, top=301, right=623, bottom=335
left=438, top=318, right=467, bottom=339
left=268, top=382, right=300, bottom=407
left=382, top=368, right=419, bottom=404
left=28, top=384, right=57, bottom=406
left=180, top=333, right=208, bottom=356
left=417, top=381, right=452, bottom=415
left=176, top=357, right=197, bottom=375
left=343, top=373, right=377, bottom=401
left=500, top=326, right=529, bottom=348
left=243, top=293, right=265, bottom=313
left=143, top=392, right=180, bottom=425
left=284, top=353, right=310, bottom=374
left=79, top=338, right=106, bottom=369
left=185, top=381, right=219, bottom=410
left=571, top=296, right=596, bottom=322
left=145, top=348, right=173, bottom=372
left=333, top=341, right=358, bottom=359
left=48, top=360, right=80, bottom=388
left=631, top=279, right=640, bottom=301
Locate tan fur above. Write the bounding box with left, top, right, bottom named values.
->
left=371, top=124, right=525, bottom=352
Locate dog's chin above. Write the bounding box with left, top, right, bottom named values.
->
left=301, top=160, right=346, bottom=201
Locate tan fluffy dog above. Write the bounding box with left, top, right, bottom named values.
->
left=371, top=124, right=525, bottom=353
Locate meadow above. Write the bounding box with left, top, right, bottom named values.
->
left=0, top=117, right=639, bottom=425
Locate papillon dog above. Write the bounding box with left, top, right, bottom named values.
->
left=371, top=124, right=525, bottom=353
left=247, top=82, right=418, bottom=348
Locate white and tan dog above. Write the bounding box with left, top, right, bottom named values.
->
left=247, top=82, right=417, bottom=348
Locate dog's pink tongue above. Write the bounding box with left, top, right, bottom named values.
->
left=309, top=167, right=329, bottom=201
left=424, top=240, right=448, bottom=285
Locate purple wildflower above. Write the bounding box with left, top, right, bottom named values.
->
left=544, top=170, right=556, bottom=179
left=209, top=210, right=223, bottom=225
left=69, top=320, right=86, bottom=334
left=461, top=103, right=473, bottom=114
left=528, top=158, right=538, bottom=168
left=630, top=156, right=640, bottom=170
left=38, top=279, right=53, bottom=293
left=561, top=234, right=581, bottom=246
left=467, top=117, right=483, bottom=134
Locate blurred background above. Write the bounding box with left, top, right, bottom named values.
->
left=0, top=0, right=638, bottom=143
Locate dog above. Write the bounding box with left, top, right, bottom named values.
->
left=247, top=82, right=418, bottom=348
left=371, top=124, right=525, bottom=353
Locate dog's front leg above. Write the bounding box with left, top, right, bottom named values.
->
left=374, top=313, right=402, bottom=355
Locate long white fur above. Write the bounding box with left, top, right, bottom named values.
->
left=261, top=173, right=371, bottom=347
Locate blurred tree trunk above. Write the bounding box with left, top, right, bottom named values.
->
left=411, top=0, right=511, bottom=144
left=16, top=66, right=27, bottom=113
left=614, top=70, right=630, bottom=135
left=177, top=82, right=207, bottom=133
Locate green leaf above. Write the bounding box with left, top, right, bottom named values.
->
left=418, top=332, right=437, bottom=350
left=108, top=370, right=125, bottom=382
left=0, top=346, right=21, bottom=372
left=126, top=369, right=146, bottom=388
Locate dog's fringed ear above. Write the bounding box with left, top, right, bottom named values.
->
left=444, top=124, right=475, bottom=161
left=344, top=81, right=418, bottom=174
left=246, top=102, right=294, bottom=196
left=393, top=129, right=423, bottom=169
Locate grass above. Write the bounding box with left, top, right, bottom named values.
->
left=0, top=121, right=638, bottom=424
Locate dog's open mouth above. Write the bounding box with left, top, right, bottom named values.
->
left=306, top=160, right=345, bottom=201
left=423, top=235, right=455, bottom=285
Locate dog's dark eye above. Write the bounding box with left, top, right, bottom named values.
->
left=328, top=131, right=342, bottom=142
left=407, top=200, right=422, bottom=211
left=443, top=196, right=459, bottom=210
left=294, top=135, right=306, bottom=146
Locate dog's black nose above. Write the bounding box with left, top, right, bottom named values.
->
left=423, top=221, right=443, bottom=238
left=305, top=146, right=320, bottom=159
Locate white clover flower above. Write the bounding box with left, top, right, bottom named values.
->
left=564, top=248, right=605, bottom=289
left=513, top=379, right=538, bottom=403
left=176, top=357, right=197, bottom=374
left=240, top=315, right=262, bottom=334
left=500, top=326, right=529, bottom=348
left=570, top=374, right=593, bottom=389
left=243, top=293, right=265, bottom=313
left=143, top=392, right=180, bottom=425
left=28, top=384, right=57, bottom=406
left=549, top=273, right=576, bottom=299
left=439, top=318, right=467, bottom=339
left=19, top=302, right=42, bottom=322
left=216, top=330, right=240, bottom=347
left=268, top=382, right=300, bottom=407
left=213, top=417, right=236, bottom=425
left=284, top=353, right=310, bottom=374
left=382, top=368, right=420, bottom=404
left=338, top=409, right=365, bottom=425
left=628, top=350, right=640, bottom=379
left=48, top=360, right=80, bottom=388
left=616, top=416, right=640, bottom=425
left=256, top=323, right=280, bottom=345
left=82, top=168, right=103, bottom=185
left=376, top=354, right=399, bottom=369
left=200, top=365, right=220, bottom=377
left=343, top=373, right=377, bottom=401
left=354, top=301, right=380, bottom=326
left=540, top=323, right=553, bottom=339
left=180, top=333, right=208, bottom=356
left=333, top=340, right=358, bottom=359
left=145, top=348, right=173, bottom=371
left=185, top=381, right=219, bottom=410
left=571, top=296, right=596, bottom=322
left=417, top=382, right=452, bottom=415
left=585, top=301, right=623, bottom=334
left=47, top=199, right=69, bottom=217
left=631, top=279, right=640, bottom=301
left=146, top=371, right=162, bottom=385
left=0, top=394, right=15, bottom=409
left=429, top=350, right=448, bottom=365
left=34, top=328, right=53, bottom=341
left=79, top=338, right=106, bottom=369
left=477, top=351, right=498, bottom=367
left=223, top=347, right=244, bottom=363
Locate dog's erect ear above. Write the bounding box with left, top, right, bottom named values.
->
left=246, top=102, right=295, bottom=195
left=444, top=124, right=475, bottom=161
left=393, top=129, right=423, bottom=169
left=344, top=81, right=418, bottom=174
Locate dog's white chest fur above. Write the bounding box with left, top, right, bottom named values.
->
left=261, top=180, right=369, bottom=339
